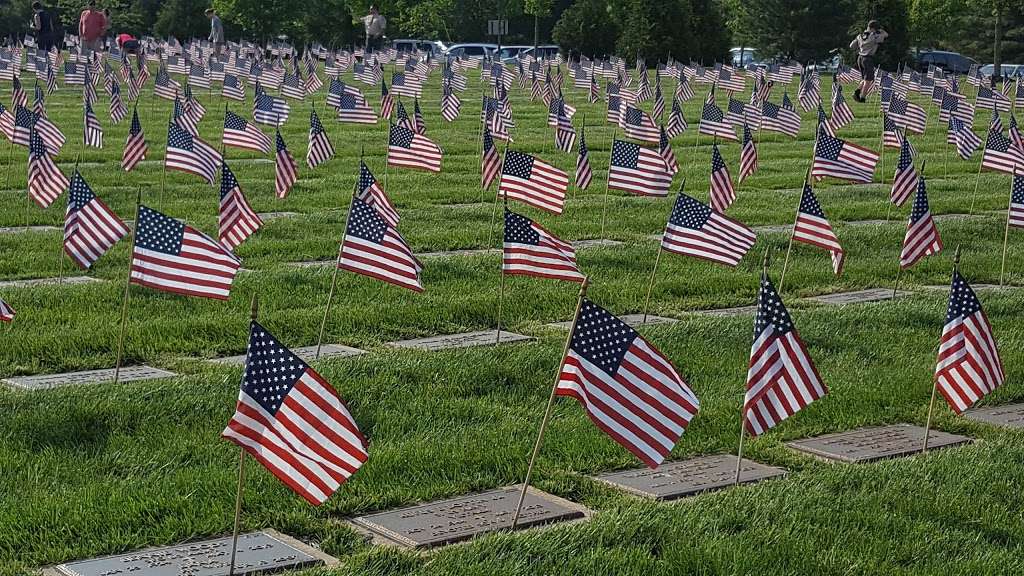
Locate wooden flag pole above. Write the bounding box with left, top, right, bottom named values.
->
left=600, top=127, right=618, bottom=238
left=894, top=159, right=926, bottom=297
left=642, top=181, right=682, bottom=323
left=736, top=246, right=771, bottom=483
left=923, top=245, right=959, bottom=453
left=487, top=141, right=510, bottom=247
left=968, top=155, right=984, bottom=215
left=159, top=99, right=175, bottom=209
left=496, top=197, right=508, bottom=344
left=112, top=188, right=142, bottom=387
left=383, top=121, right=392, bottom=196
left=1000, top=168, right=1016, bottom=286
left=227, top=295, right=258, bottom=576
left=315, top=159, right=359, bottom=359
left=511, top=277, right=589, bottom=529
left=5, top=132, right=16, bottom=190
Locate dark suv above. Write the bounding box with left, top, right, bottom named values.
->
left=915, top=50, right=977, bottom=74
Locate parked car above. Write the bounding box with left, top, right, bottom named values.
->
left=914, top=50, right=977, bottom=75
left=497, top=45, right=532, bottom=63
left=392, top=39, right=446, bottom=56
left=980, top=64, right=1023, bottom=79
left=519, top=45, right=560, bottom=61
left=730, top=47, right=761, bottom=68
left=443, top=43, right=497, bottom=59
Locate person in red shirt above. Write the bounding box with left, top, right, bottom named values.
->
left=78, top=0, right=107, bottom=53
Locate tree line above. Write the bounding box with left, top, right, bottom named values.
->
left=1, top=0, right=1020, bottom=68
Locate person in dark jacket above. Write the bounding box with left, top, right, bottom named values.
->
left=31, top=2, right=57, bottom=52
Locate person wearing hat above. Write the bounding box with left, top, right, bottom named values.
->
left=849, top=20, right=888, bottom=102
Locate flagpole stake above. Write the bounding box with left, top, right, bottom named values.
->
left=600, top=128, right=617, bottom=238
left=113, top=188, right=142, bottom=387
left=488, top=142, right=509, bottom=247
left=968, top=159, right=984, bottom=216
left=5, top=138, right=14, bottom=190
left=226, top=445, right=248, bottom=576
left=923, top=245, right=960, bottom=453
left=738, top=247, right=771, bottom=482
left=316, top=179, right=357, bottom=359
left=642, top=184, right=679, bottom=323
left=778, top=172, right=807, bottom=294
left=511, top=277, right=589, bottom=529
left=1000, top=169, right=1016, bottom=286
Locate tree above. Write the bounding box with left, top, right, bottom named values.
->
left=525, top=0, right=553, bottom=47
left=615, top=0, right=694, bottom=64
left=730, top=0, right=856, bottom=62
left=154, top=0, right=211, bottom=40
left=690, top=0, right=731, bottom=64
left=551, top=0, right=619, bottom=58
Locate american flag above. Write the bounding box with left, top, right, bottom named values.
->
left=83, top=100, right=103, bottom=148
left=760, top=99, right=800, bottom=138
left=891, top=136, right=919, bottom=207
left=395, top=100, right=413, bottom=132
left=0, top=297, right=13, bottom=322
left=812, top=132, right=879, bottom=184
left=652, top=77, right=665, bottom=119
left=718, top=67, right=745, bottom=92
left=253, top=88, right=290, bottom=126
left=306, top=109, right=334, bottom=168
left=739, top=123, right=757, bottom=183
left=531, top=72, right=542, bottom=101
left=982, top=128, right=1024, bottom=174
left=221, top=320, right=368, bottom=505
left=109, top=80, right=127, bottom=123
left=555, top=298, right=699, bottom=468
left=173, top=96, right=199, bottom=136
left=153, top=68, right=179, bottom=100
left=12, top=75, right=26, bottom=108
left=63, top=171, right=129, bottom=269
left=27, top=129, right=68, bottom=208
left=589, top=73, right=600, bottom=104
left=606, top=94, right=623, bottom=125
left=676, top=76, right=695, bottom=102
left=387, top=123, right=442, bottom=172
left=816, top=103, right=836, bottom=137
left=499, top=149, right=568, bottom=214
left=607, top=138, right=673, bottom=197
left=275, top=130, right=298, bottom=199
left=660, top=191, right=755, bottom=267
left=699, top=91, right=737, bottom=141
left=836, top=65, right=861, bottom=85
left=798, top=73, right=821, bottom=111
left=223, top=74, right=246, bottom=101
left=725, top=97, right=747, bottom=126
left=339, top=197, right=423, bottom=292
left=413, top=98, right=426, bottom=134
left=1009, top=172, right=1024, bottom=228
left=940, top=92, right=974, bottom=124
left=326, top=79, right=361, bottom=108
left=379, top=79, right=394, bottom=119
left=189, top=64, right=210, bottom=89
left=576, top=125, right=593, bottom=190
left=708, top=143, right=735, bottom=212
left=219, top=161, right=263, bottom=251
left=304, top=66, right=323, bottom=96
left=1016, top=79, right=1024, bottom=108
left=184, top=84, right=206, bottom=122
left=829, top=81, right=854, bottom=131
left=122, top=107, right=148, bottom=171
left=554, top=102, right=576, bottom=152
left=621, top=105, right=660, bottom=143
left=793, top=184, right=844, bottom=275
left=391, top=72, right=423, bottom=98
left=547, top=96, right=576, bottom=126
left=130, top=205, right=241, bottom=299
left=659, top=124, right=679, bottom=174
left=481, top=126, right=501, bottom=190
left=165, top=122, right=222, bottom=185
left=900, top=177, right=942, bottom=269
left=666, top=97, right=687, bottom=138
left=223, top=110, right=271, bottom=153
left=503, top=209, right=584, bottom=283
left=11, top=105, right=34, bottom=146
left=282, top=71, right=305, bottom=100
left=357, top=160, right=399, bottom=228
left=882, top=114, right=905, bottom=150
left=977, top=85, right=1011, bottom=113
left=935, top=269, right=1004, bottom=414
left=442, top=67, right=467, bottom=92
left=744, top=271, right=826, bottom=437
left=888, top=95, right=927, bottom=134
left=64, top=62, right=84, bottom=85
left=1009, top=115, right=1023, bottom=151
left=334, top=92, right=376, bottom=124
left=18, top=106, right=64, bottom=154
left=441, top=82, right=461, bottom=122
left=0, top=102, right=14, bottom=141
left=949, top=116, right=981, bottom=160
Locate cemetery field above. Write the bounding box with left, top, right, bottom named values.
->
left=1, top=72, right=1023, bottom=575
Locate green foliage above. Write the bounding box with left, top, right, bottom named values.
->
left=551, top=0, right=619, bottom=57
left=849, top=0, right=910, bottom=69
left=153, top=0, right=211, bottom=40
left=615, top=0, right=694, bottom=63
left=730, top=0, right=855, bottom=62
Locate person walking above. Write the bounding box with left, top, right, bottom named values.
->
left=31, top=2, right=56, bottom=52
left=78, top=0, right=106, bottom=54
left=363, top=5, right=386, bottom=54
left=206, top=8, right=225, bottom=55
left=849, top=20, right=887, bottom=102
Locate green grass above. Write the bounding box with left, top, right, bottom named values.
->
left=1, top=67, right=1023, bottom=575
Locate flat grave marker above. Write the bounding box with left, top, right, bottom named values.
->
left=571, top=238, right=624, bottom=248
left=0, top=276, right=102, bottom=289
left=257, top=211, right=300, bottom=221
left=805, top=288, right=911, bottom=305
left=963, top=404, right=1024, bottom=429
left=752, top=224, right=793, bottom=234
left=548, top=313, right=678, bottom=329
left=417, top=248, right=500, bottom=259
left=212, top=344, right=367, bottom=365
left=43, top=530, right=338, bottom=576
left=388, top=330, right=532, bottom=351
left=349, top=486, right=588, bottom=549
left=3, top=365, right=176, bottom=391
left=594, top=454, right=786, bottom=500
left=0, top=225, right=60, bottom=234
left=685, top=305, right=758, bottom=317
left=787, top=424, right=971, bottom=463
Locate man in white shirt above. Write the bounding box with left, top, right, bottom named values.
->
left=206, top=8, right=225, bottom=55
left=363, top=5, right=386, bottom=54
left=849, top=20, right=888, bottom=102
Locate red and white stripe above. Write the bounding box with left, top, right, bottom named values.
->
left=64, top=196, right=130, bottom=269
left=28, top=152, right=68, bottom=208
left=339, top=227, right=423, bottom=293
left=503, top=221, right=584, bottom=283
left=744, top=323, right=826, bottom=437
left=793, top=211, right=844, bottom=275
left=130, top=228, right=241, bottom=300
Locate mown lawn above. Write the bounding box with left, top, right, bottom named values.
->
left=1, top=64, right=1023, bottom=575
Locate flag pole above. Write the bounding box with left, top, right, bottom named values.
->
left=737, top=246, right=771, bottom=483
left=968, top=152, right=984, bottom=216
left=511, top=276, right=589, bottom=529
left=112, top=187, right=142, bottom=387
left=315, top=164, right=358, bottom=359
left=488, top=141, right=509, bottom=247
left=923, top=244, right=959, bottom=454
left=160, top=95, right=174, bottom=209
left=894, top=159, right=926, bottom=298
left=778, top=170, right=809, bottom=294
left=496, top=196, right=508, bottom=344
left=600, top=127, right=618, bottom=238
left=1000, top=168, right=1016, bottom=286
left=227, top=294, right=257, bottom=576
left=642, top=181, right=682, bottom=323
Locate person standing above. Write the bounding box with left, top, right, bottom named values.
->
left=78, top=0, right=106, bottom=54
left=363, top=5, right=386, bottom=54
left=206, top=8, right=225, bottom=55
left=32, top=2, right=55, bottom=52
left=849, top=20, right=887, bottom=102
